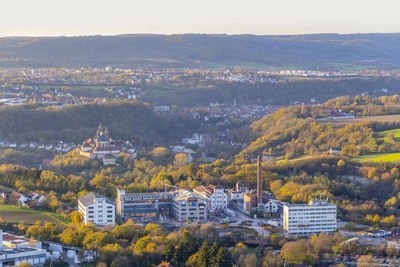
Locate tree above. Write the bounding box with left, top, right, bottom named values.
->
left=70, top=210, right=82, bottom=224
left=164, top=243, right=175, bottom=262
left=263, top=251, right=284, bottom=267
left=214, top=247, right=233, bottom=267
left=174, top=230, right=199, bottom=265
left=337, top=159, right=346, bottom=168
left=83, top=231, right=114, bottom=263
left=281, top=240, right=318, bottom=265
left=239, top=253, right=257, bottom=267
left=357, top=255, right=373, bottom=267
left=196, top=240, right=211, bottom=267
left=110, top=256, right=130, bottom=267
left=112, top=219, right=143, bottom=242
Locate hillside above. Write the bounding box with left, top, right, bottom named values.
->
left=0, top=100, right=198, bottom=144
left=1, top=33, right=400, bottom=68
left=238, top=95, right=400, bottom=159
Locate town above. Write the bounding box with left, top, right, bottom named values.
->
left=1, top=10, right=400, bottom=266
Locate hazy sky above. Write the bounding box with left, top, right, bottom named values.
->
left=2, top=0, right=400, bottom=36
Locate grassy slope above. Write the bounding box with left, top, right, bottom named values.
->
left=320, top=115, right=400, bottom=126
left=379, top=128, right=400, bottom=142
left=355, top=153, right=400, bottom=163
left=0, top=204, right=69, bottom=225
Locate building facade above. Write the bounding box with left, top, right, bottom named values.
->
left=116, top=189, right=172, bottom=220
left=0, top=230, right=46, bottom=267
left=193, top=185, right=228, bottom=212
left=172, top=189, right=207, bottom=222
left=77, top=123, right=121, bottom=164
left=283, top=200, right=337, bottom=237
left=78, top=193, right=115, bottom=226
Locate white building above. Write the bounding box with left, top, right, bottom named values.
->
left=78, top=193, right=115, bottom=226
left=182, top=134, right=200, bottom=145
left=283, top=200, right=337, bottom=237
left=193, top=185, right=228, bottom=212
left=171, top=189, right=207, bottom=222
left=258, top=197, right=280, bottom=213
left=0, top=230, right=47, bottom=266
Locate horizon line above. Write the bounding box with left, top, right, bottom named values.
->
left=1, top=31, right=400, bottom=38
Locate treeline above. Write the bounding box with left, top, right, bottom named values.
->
left=0, top=100, right=199, bottom=145
left=142, top=77, right=400, bottom=106
left=2, top=33, right=400, bottom=68
left=0, top=164, right=86, bottom=194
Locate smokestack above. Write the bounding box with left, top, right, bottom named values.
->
left=0, top=230, right=3, bottom=250
left=257, top=155, right=262, bottom=205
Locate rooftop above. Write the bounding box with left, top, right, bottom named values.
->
left=78, top=193, right=114, bottom=206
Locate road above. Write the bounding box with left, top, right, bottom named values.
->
left=228, top=208, right=270, bottom=237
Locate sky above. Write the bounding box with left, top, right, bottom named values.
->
left=1, top=0, right=400, bottom=37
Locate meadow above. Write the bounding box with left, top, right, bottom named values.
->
left=320, top=115, right=400, bottom=125
left=379, top=128, right=400, bottom=142
left=0, top=205, right=69, bottom=226
left=355, top=153, right=400, bottom=163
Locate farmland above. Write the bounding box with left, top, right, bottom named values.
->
left=0, top=205, right=69, bottom=226
left=355, top=153, right=400, bottom=163
left=320, top=115, right=400, bottom=125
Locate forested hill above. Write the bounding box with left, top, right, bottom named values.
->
left=238, top=95, right=400, bottom=159
left=0, top=100, right=198, bottom=144
left=1, top=33, right=400, bottom=68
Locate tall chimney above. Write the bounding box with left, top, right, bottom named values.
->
left=0, top=229, right=3, bottom=250
left=257, top=155, right=262, bottom=205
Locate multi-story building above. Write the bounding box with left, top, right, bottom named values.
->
left=0, top=230, right=47, bottom=266
left=78, top=193, right=115, bottom=226
left=193, top=185, right=228, bottom=212
left=116, top=189, right=172, bottom=220
left=243, top=191, right=280, bottom=214
left=283, top=200, right=337, bottom=237
left=243, top=191, right=258, bottom=213
left=171, top=189, right=207, bottom=222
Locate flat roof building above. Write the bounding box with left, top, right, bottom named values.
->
left=0, top=230, right=46, bottom=266
left=78, top=193, right=115, bottom=226
left=172, top=189, right=207, bottom=222
left=283, top=200, right=337, bottom=237
left=116, top=189, right=172, bottom=221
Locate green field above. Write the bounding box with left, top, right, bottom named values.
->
left=355, top=153, right=400, bottom=163
left=0, top=205, right=69, bottom=226
left=379, top=128, right=400, bottom=142
left=320, top=115, right=400, bottom=126
left=275, top=155, right=315, bottom=164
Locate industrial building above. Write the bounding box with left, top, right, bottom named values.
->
left=193, top=185, right=228, bottom=212
left=116, top=189, right=172, bottom=220
left=0, top=230, right=47, bottom=266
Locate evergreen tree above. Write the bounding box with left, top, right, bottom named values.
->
left=164, top=243, right=175, bottom=262
left=196, top=240, right=211, bottom=267
left=173, top=230, right=199, bottom=265
left=215, top=247, right=233, bottom=267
